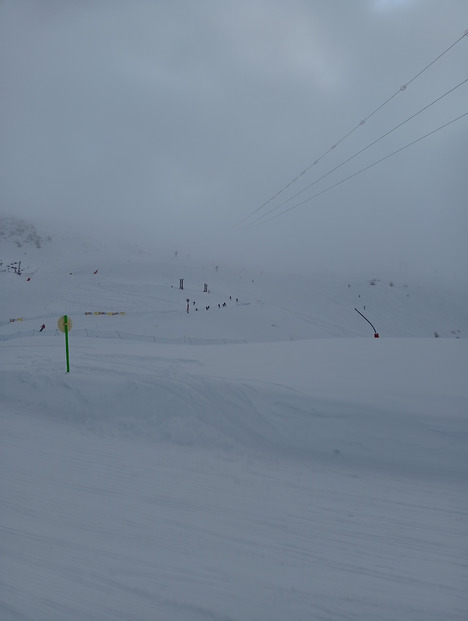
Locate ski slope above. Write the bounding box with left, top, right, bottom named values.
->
left=1, top=226, right=468, bottom=620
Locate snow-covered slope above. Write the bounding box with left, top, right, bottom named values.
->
left=1, top=221, right=466, bottom=342
left=1, top=221, right=467, bottom=621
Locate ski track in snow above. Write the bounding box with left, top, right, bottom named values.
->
left=1, top=233, right=468, bottom=620
left=2, top=407, right=467, bottom=621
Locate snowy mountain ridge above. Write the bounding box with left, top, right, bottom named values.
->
left=0, top=215, right=51, bottom=249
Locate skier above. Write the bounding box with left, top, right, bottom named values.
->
left=39, top=324, right=45, bottom=332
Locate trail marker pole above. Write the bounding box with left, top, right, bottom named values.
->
left=57, top=315, right=73, bottom=372
left=65, top=316, right=70, bottom=372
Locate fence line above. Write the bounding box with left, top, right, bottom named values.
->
left=0, top=328, right=246, bottom=346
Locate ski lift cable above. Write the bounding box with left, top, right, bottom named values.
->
left=249, top=77, right=468, bottom=224
left=246, top=111, right=468, bottom=228
left=240, top=29, right=468, bottom=224
left=255, top=111, right=468, bottom=226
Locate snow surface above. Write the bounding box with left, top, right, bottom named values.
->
left=1, top=230, right=468, bottom=620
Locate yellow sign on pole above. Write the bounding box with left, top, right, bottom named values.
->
left=57, top=316, right=73, bottom=333
left=57, top=315, right=72, bottom=372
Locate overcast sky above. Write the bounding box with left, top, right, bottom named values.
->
left=1, top=0, right=467, bottom=280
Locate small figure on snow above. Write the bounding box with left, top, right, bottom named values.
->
left=39, top=324, right=45, bottom=332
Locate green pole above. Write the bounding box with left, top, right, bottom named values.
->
left=64, top=314, right=70, bottom=373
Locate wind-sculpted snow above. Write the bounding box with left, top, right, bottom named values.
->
left=2, top=335, right=467, bottom=621
left=1, top=231, right=468, bottom=620
left=2, top=337, right=467, bottom=478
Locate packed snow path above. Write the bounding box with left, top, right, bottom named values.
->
left=1, top=336, right=467, bottom=621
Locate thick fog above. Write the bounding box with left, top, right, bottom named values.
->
left=1, top=0, right=467, bottom=280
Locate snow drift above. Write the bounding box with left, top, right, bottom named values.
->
left=1, top=226, right=467, bottom=620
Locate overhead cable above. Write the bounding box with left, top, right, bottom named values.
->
left=244, top=29, right=468, bottom=223
left=247, top=111, right=468, bottom=227
left=251, top=77, right=468, bottom=223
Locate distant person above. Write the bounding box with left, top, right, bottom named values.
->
left=39, top=324, right=45, bottom=332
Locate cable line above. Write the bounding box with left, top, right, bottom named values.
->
left=248, top=111, right=468, bottom=227
left=243, top=29, right=468, bottom=223
left=251, top=78, right=468, bottom=223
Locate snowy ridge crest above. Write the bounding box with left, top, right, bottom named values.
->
left=0, top=215, right=50, bottom=248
